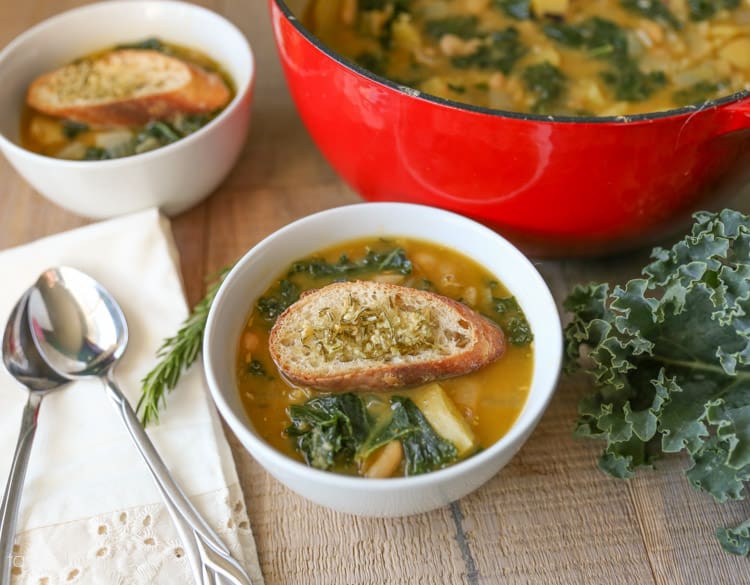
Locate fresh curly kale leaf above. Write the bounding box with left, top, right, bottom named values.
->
left=564, top=209, right=750, bottom=555
left=717, top=519, right=750, bottom=556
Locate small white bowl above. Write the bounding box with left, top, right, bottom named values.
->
left=0, top=0, right=254, bottom=218
left=204, top=202, right=563, bottom=516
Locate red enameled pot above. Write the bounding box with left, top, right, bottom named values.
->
left=270, top=0, right=750, bottom=256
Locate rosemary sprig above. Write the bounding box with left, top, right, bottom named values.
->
left=137, top=266, right=232, bottom=426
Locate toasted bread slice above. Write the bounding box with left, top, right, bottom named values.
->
left=268, top=281, right=506, bottom=391
left=27, top=49, right=231, bottom=126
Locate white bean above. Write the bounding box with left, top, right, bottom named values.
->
left=365, top=441, right=403, bottom=478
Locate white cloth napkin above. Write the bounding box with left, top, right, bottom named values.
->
left=0, top=209, right=263, bottom=584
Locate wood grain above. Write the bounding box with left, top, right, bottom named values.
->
left=1, top=2, right=749, bottom=584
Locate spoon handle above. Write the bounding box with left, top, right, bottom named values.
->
left=102, top=374, right=252, bottom=585
left=159, top=486, right=208, bottom=584
left=0, top=392, right=42, bottom=585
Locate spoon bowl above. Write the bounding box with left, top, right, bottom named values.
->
left=3, top=290, right=68, bottom=391
left=28, top=268, right=127, bottom=379
left=0, top=290, right=68, bottom=585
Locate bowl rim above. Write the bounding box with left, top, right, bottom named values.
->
left=271, top=0, right=750, bottom=125
left=203, top=202, right=563, bottom=492
left=0, top=0, right=255, bottom=167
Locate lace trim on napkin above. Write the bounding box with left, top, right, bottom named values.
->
left=9, top=483, right=263, bottom=585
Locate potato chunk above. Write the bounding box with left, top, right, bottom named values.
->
left=719, top=38, right=750, bottom=71
left=411, top=383, right=477, bottom=456
left=391, top=14, right=422, bottom=50
left=29, top=116, right=64, bottom=145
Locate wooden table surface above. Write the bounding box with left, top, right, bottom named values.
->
left=1, top=1, right=749, bottom=583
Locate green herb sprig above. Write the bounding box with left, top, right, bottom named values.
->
left=565, top=209, right=750, bottom=555
left=136, top=267, right=231, bottom=426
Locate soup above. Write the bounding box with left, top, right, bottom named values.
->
left=21, top=38, right=234, bottom=160
left=305, top=0, right=750, bottom=116
left=235, top=237, right=534, bottom=478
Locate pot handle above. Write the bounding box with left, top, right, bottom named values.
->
left=715, top=93, right=750, bottom=136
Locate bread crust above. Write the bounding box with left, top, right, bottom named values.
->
left=27, top=49, right=231, bottom=126
left=268, top=281, right=506, bottom=391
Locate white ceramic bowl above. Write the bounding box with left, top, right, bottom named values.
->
left=0, top=0, right=254, bottom=218
left=204, top=203, right=563, bottom=516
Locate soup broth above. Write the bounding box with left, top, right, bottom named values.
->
left=305, top=0, right=750, bottom=116
left=235, top=237, right=534, bottom=478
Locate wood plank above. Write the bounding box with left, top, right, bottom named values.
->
left=627, top=457, right=750, bottom=585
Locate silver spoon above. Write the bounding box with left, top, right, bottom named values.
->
left=27, top=267, right=252, bottom=585
left=13, top=281, right=205, bottom=585
left=0, top=290, right=69, bottom=585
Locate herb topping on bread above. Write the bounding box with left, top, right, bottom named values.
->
left=268, top=281, right=506, bottom=391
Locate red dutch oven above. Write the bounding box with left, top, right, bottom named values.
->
left=270, top=0, right=750, bottom=255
